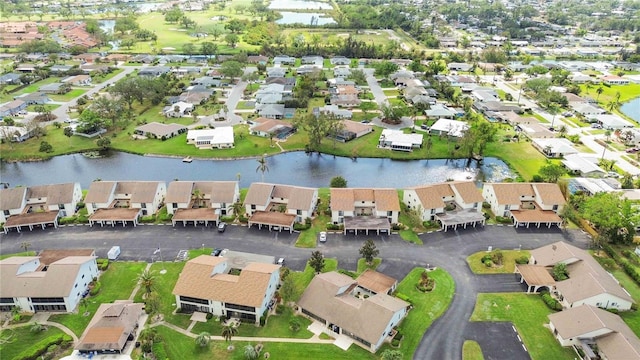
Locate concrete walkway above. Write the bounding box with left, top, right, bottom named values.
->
left=1, top=312, right=80, bottom=344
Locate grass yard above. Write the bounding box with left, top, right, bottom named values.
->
left=0, top=251, right=36, bottom=260
left=48, top=261, right=147, bottom=337
left=466, top=250, right=530, bottom=274
left=462, top=340, right=485, bottom=360
left=484, top=141, right=547, bottom=182
left=356, top=258, right=381, bottom=273
left=49, top=89, right=87, bottom=102
left=154, top=325, right=377, bottom=360
left=290, top=258, right=338, bottom=301
left=0, top=325, right=65, bottom=360
left=581, top=83, right=640, bottom=104
left=470, top=293, right=574, bottom=360
left=295, top=189, right=331, bottom=248
left=236, top=306, right=313, bottom=339
left=378, top=268, right=455, bottom=359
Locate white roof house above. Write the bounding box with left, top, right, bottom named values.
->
left=594, top=114, right=635, bottom=130
left=186, top=127, right=234, bottom=149
left=425, top=104, right=455, bottom=119
left=532, top=138, right=578, bottom=158
left=430, top=119, right=469, bottom=137
left=562, top=154, right=606, bottom=177
left=378, top=129, right=423, bottom=152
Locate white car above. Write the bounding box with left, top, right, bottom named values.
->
left=319, top=231, right=327, bottom=243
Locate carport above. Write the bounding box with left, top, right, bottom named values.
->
left=515, top=264, right=556, bottom=293
left=171, top=208, right=218, bottom=227
left=511, top=209, right=563, bottom=228
left=435, top=211, right=485, bottom=232
left=89, top=208, right=141, bottom=227
left=248, top=211, right=295, bottom=233
left=3, top=211, right=60, bottom=234
left=342, top=216, right=391, bottom=235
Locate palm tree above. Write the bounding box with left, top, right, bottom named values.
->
left=256, top=154, right=269, bottom=182
left=20, top=241, right=31, bottom=254
left=585, top=82, right=593, bottom=94
left=222, top=324, right=238, bottom=343
left=231, top=201, right=244, bottom=220
left=595, top=86, right=604, bottom=102
left=195, top=332, right=211, bottom=347
left=137, top=269, right=157, bottom=297
left=30, top=322, right=46, bottom=333
left=607, top=99, right=621, bottom=113
left=425, top=137, right=433, bottom=160
left=192, top=188, right=204, bottom=208
left=558, top=125, right=567, bottom=138
left=244, top=344, right=258, bottom=359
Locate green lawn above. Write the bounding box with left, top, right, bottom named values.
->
left=485, top=141, right=547, bottom=182
left=48, top=89, right=87, bottom=102
left=581, top=83, right=640, bottom=104
left=0, top=325, right=65, bottom=360
left=0, top=251, right=36, bottom=260
left=356, top=258, right=381, bottom=273
left=295, top=189, right=331, bottom=248
left=379, top=268, right=455, bottom=359
left=290, top=258, right=338, bottom=301
left=48, top=262, right=147, bottom=336
left=466, top=250, right=530, bottom=274
left=462, top=340, right=485, bottom=360
left=470, top=293, right=574, bottom=360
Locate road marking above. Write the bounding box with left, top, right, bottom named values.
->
left=512, top=325, right=517, bottom=333
left=521, top=344, right=527, bottom=352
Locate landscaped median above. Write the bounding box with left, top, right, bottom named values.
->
left=470, top=293, right=575, bottom=360
left=462, top=340, right=485, bottom=360
left=466, top=249, right=530, bottom=274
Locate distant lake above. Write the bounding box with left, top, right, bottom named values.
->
left=276, top=12, right=336, bottom=25
left=0, top=152, right=515, bottom=189
left=268, top=0, right=333, bottom=10
left=620, top=97, right=640, bottom=123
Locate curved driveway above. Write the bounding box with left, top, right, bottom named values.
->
left=0, top=224, right=589, bottom=359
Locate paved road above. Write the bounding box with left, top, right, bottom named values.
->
left=364, top=68, right=389, bottom=108
left=0, top=224, right=589, bottom=359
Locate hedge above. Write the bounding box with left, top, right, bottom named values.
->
left=541, top=292, right=563, bottom=311
left=337, top=269, right=357, bottom=279
left=16, top=334, right=72, bottom=360
left=601, top=244, right=640, bottom=287
left=90, top=281, right=101, bottom=296
left=152, top=341, right=169, bottom=360
left=395, top=292, right=412, bottom=304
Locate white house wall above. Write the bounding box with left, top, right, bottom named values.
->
left=568, top=294, right=632, bottom=311
left=64, top=259, right=99, bottom=312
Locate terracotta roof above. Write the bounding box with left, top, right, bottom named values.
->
left=76, top=301, right=144, bottom=352
left=172, top=255, right=279, bottom=307
left=0, top=187, right=26, bottom=210
left=0, top=255, right=95, bottom=298
left=297, top=272, right=408, bottom=346
left=485, top=183, right=565, bottom=206
left=356, top=269, right=397, bottom=294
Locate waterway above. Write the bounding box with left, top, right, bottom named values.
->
left=620, top=96, right=640, bottom=123
left=0, top=152, right=514, bottom=189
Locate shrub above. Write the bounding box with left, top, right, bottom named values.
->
left=541, top=292, right=563, bottom=311
left=391, top=339, right=400, bottom=347
left=395, top=292, right=411, bottom=304
left=293, top=222, right=310, bottom=231
left=481, top=254, right=492, bottom=263
left=337, top=269, right=357, bottom=278
left=491, top=249, right=504, bottom=265
left=152, top=341, right=168, bottom=360
left=484, top=260, right=493, bottom=268
left=515, top=256, right=529, bottom=264
left=606, top=308, right=619, bottom=314
left=260, top=315, right=267, bottom=326
left=90, top=281, right=101, bottom=296
left=15, top=334, right=71, bottom=360
left=275, top=304, right=285, bottom=314
left=393, top=331, right=403, bottom=340
left=206, top=312, right=213, bottom=320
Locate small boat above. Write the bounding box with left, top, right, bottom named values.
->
left=182, top=156, right=193, bottom=163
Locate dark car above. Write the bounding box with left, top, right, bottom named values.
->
left=217, top=222, right=227, bottom=232
left=211, top=248, right=223, bottom=256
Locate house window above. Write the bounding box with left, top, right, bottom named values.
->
left=338, top=211, right=343, bottom=216
left=552, top=205, right=558, bottom=211
left=473, top=203, right=478, bottom=208
left=58, top=204, right=65, bottom=210
left=297, top=210, right=302, bottom=215
left=504, top=205, right=509, bottom=210
left=611, top=302, right=617, bottom=307
left=172, top=203, right=178, bottom=208
left=3, top=210, right=8, bottom=216
left=141, top=203, right=147, bottom=209
left=387, top=211, right=392, bottom=216
left=251, top=205, right=256, bottom=210
left=596, top=302, right=602, bottom=307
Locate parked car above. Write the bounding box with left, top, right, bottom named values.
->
left=625, top=148, right=639, bottom=154
left=217, top=222, right=227, bottom=232
left=420, top=124, right=430, bottom=130
left=211, top=248, right=223, bottom=256
left=319, top=231, right=327, bottom=243
left=276, top=257, right=285, bottom=266
left=591, top=123, right=603, bottom=129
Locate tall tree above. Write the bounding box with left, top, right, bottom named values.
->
left=330, top=176, right=347, bottom=188
left=256, top=155, right=269, bottom=182
left=538, top=163, right=567, bottom=183
left=294, top=113, right=330, bottom=152
left=308, top=251, right=325, bottom=274
left=581, top=192, right=639, bottom=244
left=137, top=269, right=157, bottom=297
left=220, top=60, right=243, bottom=81
left=222, top=324, right=238, bottom=343
left=359, top=239, right=379, bottom=265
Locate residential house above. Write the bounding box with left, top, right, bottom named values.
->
left=273, top=55, right=296, bottom=65
left=601, top=75, right=630, bottom=85
left=249, top=117, right=296, bottom=139
left=165, top=181, right=239, bottom=227
left=301, top=55, right=323, bottom=67
left=62, top=74, right=92, bottom=86
left=329, top=120, right=373, bottom=142
left=191, top=76, right=222, bottom=88
left=266, top=67, right=287, bottom=78
left=532, top=138, right=578, bottom=158
left=378, top=129, right=423, bottom=152
left=333, top=68, right=351, bottom=78
left=482, top=183, right=565, bottom=228
left=297, top=271, right=409, bottom=352
left=134, top=122, right=187, bottom=140
left=569, top=177, right=621, bottom=196
left=0, top=99, right=27, bottom=117
left=517, top=123, right=555, bottom=139
left=572, top=103, right=605, bottom=116
left=163, top=101, right=194, bottom=118
left=525, top=241, right=634, bottom=311
left=314, top=105, right=352, bottom=119
left=403, top=181, right=485, bottom=231
left=330, top=56, right=351, bottom=66
left=329, top=188, right=400, bottom=234
left=85, top=181, right=167, bottom=227
left=186, top=127, right=234, bottom=149
left=257, top=104, right=291, bottom=119
left=595, top=114, right=635, bottom=130
left=244, top=183, right=318, bottom=232
left=15, top=92, right=49, bottom=105
left=447, top=62, right=473, bottom=72
left=561, top=154, right=606, bottom=177
left=138, top=66, right=171, bottom=77
left=429, top=119, right=469, bottom=137
left=76, top=301, right=145, bottom=355
left=38, top=83, right=68, bottom=94
left=548, top=305, right=640, bottom=360
left=173, top=255, right=280, bottom=324
left=0, top=73, right=22, bottom=85
left=425, top=104, right=456, bottom=119
left=0, top=183, right=82, bottom=233
left=247, top=55, right=269, bottom=65
left=0, top=252, right=98, bottom=313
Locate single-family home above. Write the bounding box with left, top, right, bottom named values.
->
left=572, top=103, right=605, bottom=116
left=49, top=65, right=73, bottom=74
left=1, top=183, right=82, bottom=233
left=532, top=138, right=578, bottom=158
left=333, top=68, right=351, bottom=78
left=425, top=104, right=456, bottom=119
left=601, top=75, right=630, bottom=85
left=62, top=74, right=92, bottom=86
left=516, top=123, right=555, bottom=139
left=266, top=67, right=287, bottom=78
left=297, top=271, right=409, bottom=352
left=447, top=62, right=473, bottom=72
left=561, top=154, right=606, bottom=177
left=301, top=55, right=323, bottom=66
left=482, top=183, right=565, bottom=228
left=138, top=66, right=171, bottom=77
left=430, top=119, right=469, bottom=137
left=330, top=188, right=400, bottom=234
left=249, top=117, right=296, bottom=139
left=173, top=255, right=280, bottom=324
left=191, top=76, right=222, bottom=88
left=329, top=120, right=372, bottom=142
left=330, top=56, right=351, bottom=66
left=0, top=125, right=38, bottom=143
left=85, top=181, right=167, bottom=227
left=38, top=82, right=68, bottom=94
left=14, top=91, right=49, bottom=105
left=378, top=129, right=423, bottom=152
left=595, top=114, right=635, bottom=130
left=247, top=55, right=269, bottom=65
left=165, top=181, right=239, bottom=227
left=257, top=104, right=291, bottom=119
left=134, top=122, right=187, bottom=140
left=76, top=301, right=145, bottom=355
left=273, top=55, right=296, bottom=65
left=314, top=105, right=352, bottom=119
left=403, top=181, right=485, bottom=231
left=0, top=99, right=27, bottom=117
left=0, top=73, right=22, bottom=85
left=186, top=127, right=234, bottom=149
left=0, top=252, right=98, bottom=313
left=569, top=177, right=621, bottom=196
left=244, top=182, right=318, bottom=232
left=163, top=101, right=194, bottom=118
left=548, top=305, right=640, bottom=360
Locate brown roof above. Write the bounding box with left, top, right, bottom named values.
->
left=248, top=211, right=296, bottom=227
left=0, top=255, right=95, bottom=298
left=244, top=183, right=275, bottom=206
left=510, top=209, right=562, bottom=223
left=251, top=118, right=293, bottom=134
left=356, top=269, right=397, bottom=294
left=286, top=186, right=316, bottom=211
left=27, top=183, right=77, bottom=206
left=76, top=301, right=144, bottom=352
left=409, top=183, right=453, bottom=209
left=0, top=187, right=26, bottom=210
left=374, top=189, right=401, bottom=211
left=38, top=249, right=95, bottom=265
left=84, top=181, right=117, bottom=203
left=486, top=183, right=565, bottom=206
left=549, top=305, right=640, bottom=360
left=172, top=255, right=279, bottom=307
left=4, top=211, right=59, bottom=227
left=341, top=120, right=371, bottom=134
left=117, top=182, right=163, bottom=203
left=451, top=181, right=485, bottom=203
left=530, top=241, right=584, bottom=267
left=515, top=264, right=555, bottom=286
left=166, top=181, right=237, bottom=205
left=532, top=183, right=566, bottom=206
left=330, top=188, right=355, bottom=211
left=330, top=188, right=400, bottom=212
left=172, top=208, right=218, bottom=221
left=298, top=272, right=408, bottom=346
left=165, top=181, right=194, bottom=203
left=89, top=208, right=141, bottom=221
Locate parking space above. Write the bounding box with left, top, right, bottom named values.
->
left=464, top=322, right=530, bottom=360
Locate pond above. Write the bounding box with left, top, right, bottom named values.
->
left=620, top=96, right=640, bottom=123
left=276, top=12, right=336, bottom=25
left=0, top=152, right=515, bottom=189
left=98, top=20, right=115, bottom=35
left=268, top=0, right=333, bottom=10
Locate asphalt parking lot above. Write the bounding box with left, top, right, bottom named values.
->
left=0, top=223, right=590, bottom=360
